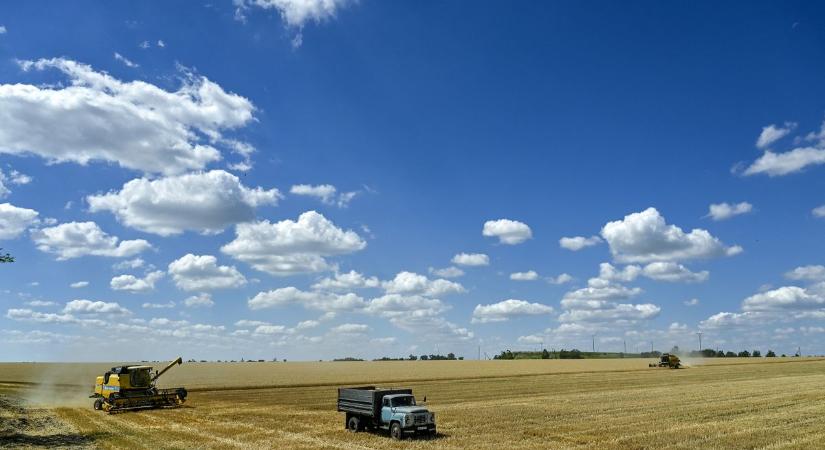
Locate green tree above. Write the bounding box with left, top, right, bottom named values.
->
left=725, top=351, right=736, bottom=357
left=738, top=350, right=751, bottom=357
left=716, top=350, right=725, bottom=357
left=541, top=349, right=550, bottom=359
left=0, top=249, right=13, bottom=263
left=766, top=350, right=776, bottom=357
left=752, top=350, right=761, bottom=357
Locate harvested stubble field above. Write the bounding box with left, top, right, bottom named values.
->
left=2, top=357, right=825, bottom=449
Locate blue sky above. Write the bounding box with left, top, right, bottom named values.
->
left=1, top=1, right=825, bottom=361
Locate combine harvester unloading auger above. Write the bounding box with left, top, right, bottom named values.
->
left=90, top=357, right=187, bottom=413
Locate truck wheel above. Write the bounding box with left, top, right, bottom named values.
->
left=390, top=422, right=402, bottom=440
left=93, top=399, right=103, bottom=410
left=348, top=416, right=361, bottom=432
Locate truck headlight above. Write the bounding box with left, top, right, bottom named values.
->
left=404, top=414, right=413, bottom=425
left=429, top=412, right=435, bottom=423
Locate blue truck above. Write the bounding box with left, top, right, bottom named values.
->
left=337, top=386, right=436, bottom=439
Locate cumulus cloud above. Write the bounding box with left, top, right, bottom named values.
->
left=249, top=287, right=366, bottom=312
left=330, top=323, right=370, bottom=335
left=0, top=203, right=39, bottom=239
left=641, top=262, right=709, bottom=283
left=184, top=293, right=214, bottom=308
left=482, top=219, right=532, bottom=245
left=364, top=294, right=449, bottom=319
left=707, top=202, right=753, bottom=221
left=547, top=273, right=574, bottom=285
left=1, top=58, right=256, bottom=175
left=557, top=270, right=659, bottom=325
left=451, top=252, right=489, bottom=267
left=221, top=211, right=366, bottom=275
left=142, top=301, right=175, bottom=309
left=471, top=299, right=554, bottom=323
left=684, top=298, right=700, bottom=306
left=168, top=254, right=247, bottom=291
left=6, top=308, right=76, bottom=323
left=510, top=270, right=538, bottom=281
left=756, top=123, right=796, bottom=149
left=428, top=266, right=464, bottom=278
left=785, top=265, right=825, bottom=281
left=88, top=170, right=281, bottom=236
left=813, top=205, right=825, bottom=218
left=742, top=286, right=825, bottom=311
left=559, top=235, right=603, bottom=251
left=0, top=168, right=32, bottom=198
left=699, top=311, right=770, bottom=329
left=601, top=207, right=741, bottom=263
left=0, top=25, right=6, bottom=34
left=70, top=281, right=89, bottom=288
left=381, top=271, right=465, bottom=297
left=311, top=270, right=379, bottom=292
left=290, top=184, right=357, bottom=208
left=110, top=271, right=164, bottom=293
left=31, top=221, right=151, bottom=260
left=63, top=299, right=130, bottom=315
left=113, top=258, right=145, bottom=271
left=234, top=0, right=354, bottom=47
left=742, top=120, right=825, bottom=177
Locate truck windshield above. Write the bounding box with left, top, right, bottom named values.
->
left=392, top=396, right=415, bottom=407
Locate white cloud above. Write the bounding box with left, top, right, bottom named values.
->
left=742, top=286, right=825, bottom=312
left=558, top=303, right=660, bottom=323
left=559, top=235, right=603, bottom=251
left=482, top=219, right=532, bottom=245
left=249, top=287, right=365, bottom=312
left=254, top=324, right=290, bottom=335
left=684, top=298, right=700, bottom=306
left=236, top=0, right=351, bottom=26
left=598, top=262, right=641, bottom=282
left=756, top=123, right=796, bottom=149
left=601, top=207, right=741, bottom=263
left=142, top=301, right=175, bottom=309
left=63, top=299, right=130, bottom=315
left=699, top=311, right=770, bottom=329
left=296, top=319, right=319, bottom=330
left=330, top=323, right=370, bottom=335
left=364, top=294, right=449, bottom=319
left=113, top=52, right=139, bottom=68
left=517, top=335, right=545, bottom=345
left=31, top=221, right=151, bottom=260
left=381, top=271, right=465, bottom=297
left=641, top=262, right=709, bottom=283
left=428, top=266, right=464, bottom=278
left=157, top=40, right=166, bottom=48
left=6, top=308, right=76, bottom=323
left=744, top=147, right=825, bottom=176
left=785, top=265, right=825, bottom=281
left=707, top=202, right=753, bottom=221
left=290, top=184, right=357, bottom=208
left=1, top=58, right=255, bottom=175
left=168, top=254, right=247, bottom=291
left=547, top=273, right=574, bottom=285
left=26, top=300, right=57, bottom=307
left=311, top=270, right=379, bottom=292
left=0, top=25, right=6, bottom=34
left=70, top=281, right=89, bottom=288
left=221, top=211, right=366, bottom=275
left=0, top=168, right=32, bottom=198
left=813, top=205, right=825, bottom=218
left=184, top=293, right=214, bottom=308
left=471, top=299, right=554, bottom=324
left=510, top=270, right=538, bottom=281
left=110, top=271, right=164, bottom=293
left=0, top=203, right=39, bottom=239
left=451, top=252, right=489, bottom=267
left=113, top=258, right=145, bottom=271
left=88, top=170, right=281, bottom=236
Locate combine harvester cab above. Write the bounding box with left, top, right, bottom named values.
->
left=648, top=353, right=682, bottom=369
left=90, top=357, right=188, bottom=413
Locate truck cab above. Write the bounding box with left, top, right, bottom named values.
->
left=338, top=387, right=436, bottom=439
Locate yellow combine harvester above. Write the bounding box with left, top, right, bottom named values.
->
left=649, top=353, right=682, bottom=369
left=90, top=357, right=187, bottom=413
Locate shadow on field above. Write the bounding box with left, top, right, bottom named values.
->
left=0, top=431, right=107, bottom=448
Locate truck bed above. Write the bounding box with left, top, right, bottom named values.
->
left=337, top=386, right=412, bottom=418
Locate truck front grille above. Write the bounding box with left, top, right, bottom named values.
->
left=414, top=414, right=428, bottom=424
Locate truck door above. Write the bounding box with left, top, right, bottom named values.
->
left=381, top=397, right=393, bottom=424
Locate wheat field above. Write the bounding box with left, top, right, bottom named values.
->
left=2, top=358, right=825, bottom=449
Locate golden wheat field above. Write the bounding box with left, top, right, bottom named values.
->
left=2, top=357, right=825, bottom=449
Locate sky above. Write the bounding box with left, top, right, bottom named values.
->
left=1, top=1, right=825, bottom=361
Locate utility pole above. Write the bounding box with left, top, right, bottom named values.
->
left=478, top=344, right=481, bottom=361
left=592, top=334, right=596, bottom=353
left=623, top=340, right=627, bottom=354
left=696, top=332, right=703, bottom=352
